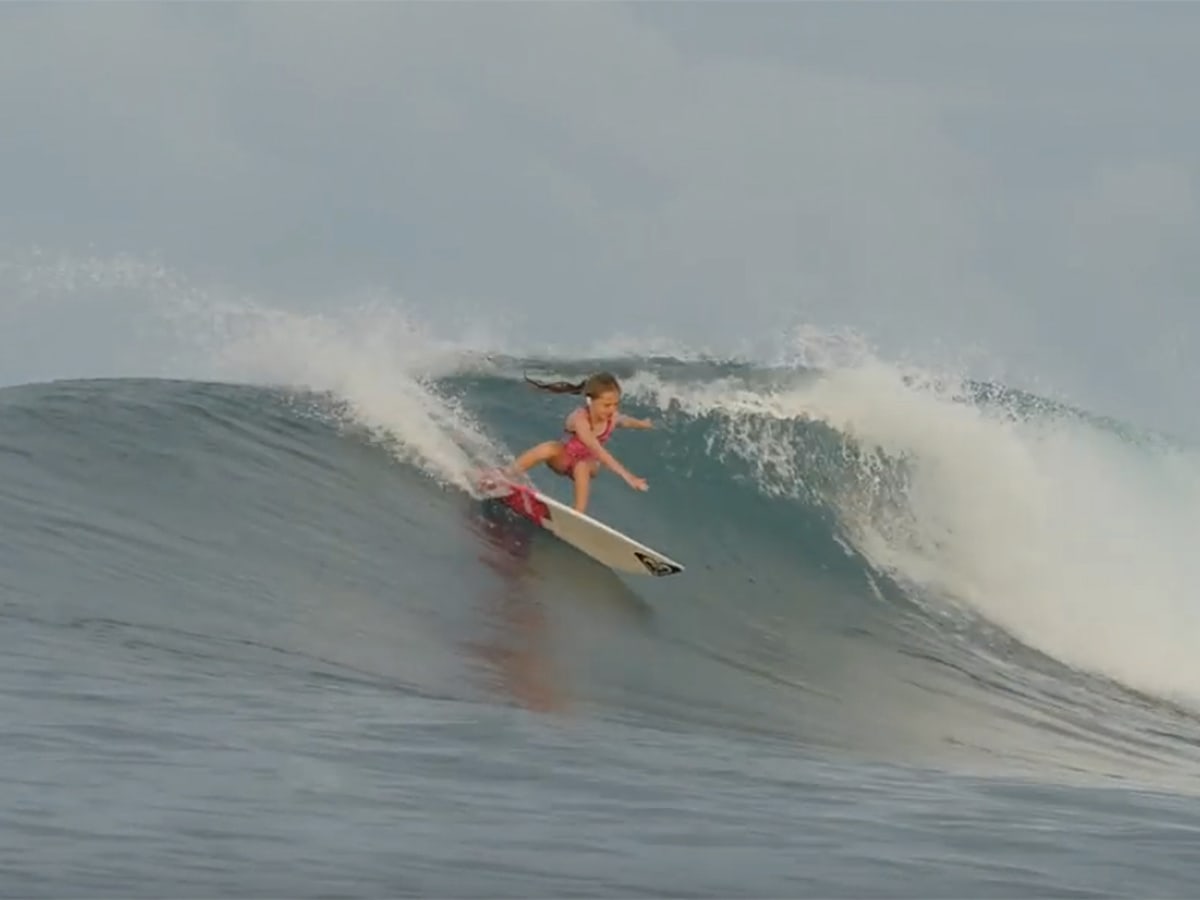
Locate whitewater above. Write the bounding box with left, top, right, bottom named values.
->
left=2, top=255, right=1200, bottom=896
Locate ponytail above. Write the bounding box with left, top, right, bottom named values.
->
left=524, top=371, right=621, bottom=398
left=524, top=374, right=587, bottom=395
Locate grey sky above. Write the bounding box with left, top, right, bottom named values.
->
left=1, top=2, right=1197, bottom=435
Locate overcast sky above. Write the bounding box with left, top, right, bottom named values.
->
left=1, top=2, right=1197, bottom=435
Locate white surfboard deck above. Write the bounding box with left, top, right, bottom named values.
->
left=479, top=474, right=684, bottom=577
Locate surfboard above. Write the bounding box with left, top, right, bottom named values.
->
left=476, top=473, right=684, bottom=577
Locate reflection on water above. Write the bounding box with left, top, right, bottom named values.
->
left=466, top=501, right=569, bottom=713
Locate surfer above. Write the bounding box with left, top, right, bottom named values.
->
left=507, top=372, right=652, bottom=513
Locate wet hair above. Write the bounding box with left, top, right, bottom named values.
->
left=524, top=371, right=621, bottom=398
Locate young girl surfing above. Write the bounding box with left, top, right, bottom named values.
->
left=501, top=372, right=652, bottom=514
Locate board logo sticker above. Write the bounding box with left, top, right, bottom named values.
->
left=634, top=551, right=681, bottom=577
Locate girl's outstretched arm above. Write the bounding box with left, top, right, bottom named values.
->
left=617, top=415, right=653, bottom=429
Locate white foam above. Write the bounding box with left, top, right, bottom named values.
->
left=0, top=251, right=510, bottom=492
left=625, top=351, right=1200, bottom=709
left=209, top=299, right=510, bottom=491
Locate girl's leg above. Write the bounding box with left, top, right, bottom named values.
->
left=571, top=460, right=601, bottom=512
left=511, top=441, right=565, bottom=474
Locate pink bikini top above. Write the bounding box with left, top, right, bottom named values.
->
left=564, top=408, right=615, bottom=446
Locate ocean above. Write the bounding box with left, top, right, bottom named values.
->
left=3, top=339, right=1200, bottom=896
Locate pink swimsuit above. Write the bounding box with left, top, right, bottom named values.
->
left=560, top=410, right=615, bottom=471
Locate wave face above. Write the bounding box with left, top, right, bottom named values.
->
left=5, top=354, right=1200, bottom=896
left=452, top=359, right=1200, bottom=767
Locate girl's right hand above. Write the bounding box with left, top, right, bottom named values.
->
left=625, top=475, right=648, bottom=492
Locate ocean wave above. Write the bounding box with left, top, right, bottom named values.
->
left=5, top=367, right=1200, bottom=792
